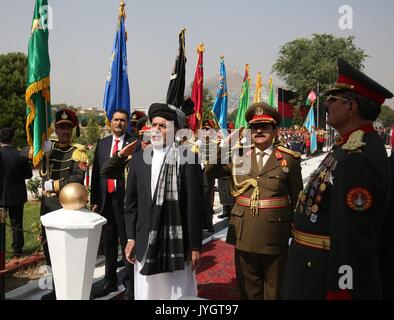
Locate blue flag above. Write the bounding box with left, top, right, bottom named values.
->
left=303, top=106, right=317, bottom=154
left=212, top=57, right=228, bottom=130
left=103, top=6, right=130, bottom=127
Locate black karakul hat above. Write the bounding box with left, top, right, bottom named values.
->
left=148, top=103, right=186, bottom=128
left=323, top=58, right=393, bottom=105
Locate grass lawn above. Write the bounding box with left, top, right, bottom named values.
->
left=5, top=201, right=42, bottom=261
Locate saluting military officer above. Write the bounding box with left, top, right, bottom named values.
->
left=40, top=108, right=88, bottom=300
left=206, top=102, right=303, bottom=300
left=281, top=59, right=393, bottom=300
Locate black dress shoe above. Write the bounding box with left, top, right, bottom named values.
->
left=123, top=288, right=134, bottom=300
left=92, top=282, right=118, bottom=299
left=217, top=213, right=230, bottom=219
left=41, top=290, right=56, bottom=300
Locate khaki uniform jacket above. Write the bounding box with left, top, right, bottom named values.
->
left=206, top=146, right=303, bottom=255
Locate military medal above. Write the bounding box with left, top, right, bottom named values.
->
left=319, top=183, right=327, bottom=192
left=305, top=207, right=312, bottom=216
left=281, top=160, right=289, bottom=173
left=300, top=193, right=307, bottom=203
left=298, top=205, right=304, bottom=214
left=306, top=198, right=313, bottom=207
left=311, top=204, right=319, bottom=213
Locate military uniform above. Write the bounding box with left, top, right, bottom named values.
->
left=281, top=59, right=393, bottom=300
left=206, top=103, right=303, bottom=299
left=40, top=142, right=87, bottom=218
left=40, top=110, right=88, bottom=266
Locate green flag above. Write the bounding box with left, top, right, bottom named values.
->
left=235, top=64, right=250, bottom=129
left=25, top=0, right=51, bottom=167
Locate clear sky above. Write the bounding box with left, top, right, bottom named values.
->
left=1, top=0, right=393, bottom=110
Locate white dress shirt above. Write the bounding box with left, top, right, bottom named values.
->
left=255, top=145, right=274, bottom=168
left=151, top=145, right=171, bottom=199
left=109, top=134, right=125, bottom=190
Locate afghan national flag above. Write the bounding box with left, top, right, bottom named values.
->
left=25, top=0, right=51, bottom=167
left=235, top=64, right=250, bottom=129
left=166, top=29, right=186, bottom=108
left=253, top=72, right=263, bottom=103
left=188, top=44, right=204, bottom=131
left=306, top=90, right=317, bottom=106
left=103, top=1, right=130, bottom=129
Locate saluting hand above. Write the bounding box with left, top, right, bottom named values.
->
left=119, top=140, right=138, bottom=158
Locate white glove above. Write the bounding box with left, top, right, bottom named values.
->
left=43, top=140, right=52, bottom=153
left=44, top=179, right=54, bottom=192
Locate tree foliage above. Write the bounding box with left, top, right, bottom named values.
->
left=201, top=88, right=215, bottom=122
left=379, top=105, right=394, bottom=127
left=273, top=34, right=368, bottom=126
left=0, top=52, right=28, bottom=147
left=76, top=113, right=101, bottom=147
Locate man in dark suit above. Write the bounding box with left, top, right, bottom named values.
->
left=90, top=109, right=135, bottom=299
left=0, top=128, right=33, bottom=257
left=124, top=103, right=203, bottom=299
left=282, top=59, right=393, bottom=300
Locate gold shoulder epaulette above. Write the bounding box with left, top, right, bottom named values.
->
left=70, top=143, right=86, bottom=151
left=71, top=144, right=88, bottom=163
left=277, top=146, right=301, bottom=158
left=342, top=130, right=366, bottom=151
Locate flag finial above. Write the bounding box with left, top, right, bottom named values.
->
left=119, top=0, right=126, bottom=19
left=197, top=43, right=205, bottom=53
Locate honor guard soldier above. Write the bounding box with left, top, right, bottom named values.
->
left=282, top=59, right=393, bottom=300
left=206, top=102, right=303, bottom=300
left=40, top=109, right=88, bottom=300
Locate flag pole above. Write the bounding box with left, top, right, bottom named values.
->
left=44, top=101, right=50, bottom=180
left=316, top=82, right=320, bottom=129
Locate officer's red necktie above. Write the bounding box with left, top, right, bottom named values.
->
left=107, top=139, right=120, bottom=194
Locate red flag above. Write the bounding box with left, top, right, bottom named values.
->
left=188, top=44, right=205, bottom=131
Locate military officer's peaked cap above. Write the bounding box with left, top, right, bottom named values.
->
left=131, top=110, right=147, bottom=121
left=323, top=58, right=393, bottom=105
left=55, top=109, right=79, bottom=128
left=245, top=102, right=282, bottom=127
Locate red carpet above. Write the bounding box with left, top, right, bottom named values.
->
left=196, top=239, right=239, bottom=300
